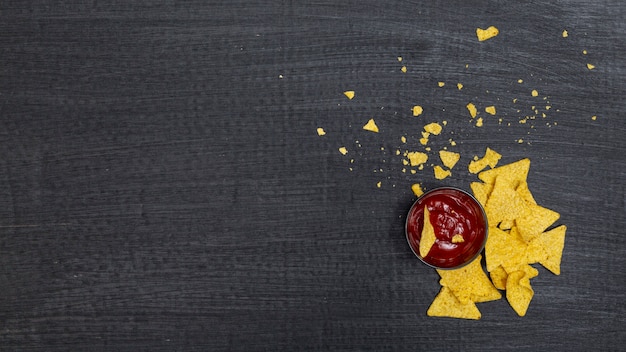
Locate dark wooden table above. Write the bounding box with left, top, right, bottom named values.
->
left=1, top=1, right=625, bottom=351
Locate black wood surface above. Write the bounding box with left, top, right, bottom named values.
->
left=1, top=1, right=625, bottom=351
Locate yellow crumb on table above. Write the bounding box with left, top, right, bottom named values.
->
left=466, top=103, right=477, bottom=118
left=439, top=150, right=461, bottom=169
left=424, top=122, right=442, bottom=135
left=339, top=147, right=348, bottom=155
left=412, top=105, right=423, bottom=116
left=476, top=117, right=483, bottom=127
left=433, top=165, right=451, bottom=180
left=476, top=26, right=499, bottom=41
left=587, top=63, right=595, bottom=70
left=562, top=29, right=568, bottom=38
left=531, top=90, right=538, bottom=97
left=316, top=127, right=326, bottom=136
left=457, top=83, right=464, bottom=90
left=343, top=91, right=355, bottom=99
left=411, top=183, right=424, bottom=197
left=438, top=81, right=445, bottom=87
left=362, top=118, right=379, bottom=133
left=485, top=106, right=496, bottom=115
left=407, top=151, right=428, bottom=166
left=401, top=66, right=407, bottom=73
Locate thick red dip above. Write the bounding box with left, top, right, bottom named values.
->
left=406, top=187, right=488, bottom=269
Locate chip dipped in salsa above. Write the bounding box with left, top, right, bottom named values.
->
left=406, top=187, right=488, bottom=269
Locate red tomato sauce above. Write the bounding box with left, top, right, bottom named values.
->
left=406, top=187, right=487, bottom=269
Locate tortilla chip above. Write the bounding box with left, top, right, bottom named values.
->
left=433, top=165, right=451, bottom=180
left=407, top=152, right=428, bottom=167
left=490, top=265, right=508, bottom=290
left=437, top=255, right=501, bottom=304
left=470, top=181, right=492, bottom=206
left=485, top=227, right=527, bottom=273
left=478, top=158, right=530, bottom=188
left=526, top=225, right=567, bottom=275
left=411, top=183, right=424, bottom=197
left=515, top=204, right=560, bottom=242
left=505, top=270, right=534, bottom=316
left=362, top=118, right=379, bottom=133
left=419, top=207, right=437, bottom=258
left=515, top=181, right=536, bottom=205
left=484, top=175, right=531, bottom=225
left=427, top=287, right=481, bottom=320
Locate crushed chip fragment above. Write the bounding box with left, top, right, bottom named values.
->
left=433, top=165, right=451, bottom=180
left=316, top=127, right=326, bottom=136
left=439, top=150, right=460, bottom=169
left=419, top=206, right=437, bottom=257
left=363, top=118, right=379, bottom=133
left=424, top=122, right=442, bottom=135
left=476, top=26, right=499, bottom=41
left=343, top=91, right=355, bottom=99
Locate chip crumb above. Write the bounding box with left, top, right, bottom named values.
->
left=457, top=83, right=464, bottom=90
left=587, top=63, right=595, bottom=70
left=339, top=147, right=348, bottom=155
left=316, top=127, right=326, bottom=136
left=397, top=56, right=403, bottom=62
left=562, top=29, right=568, bottom=38
left=517, top=139, right=524, bottom=144
left=439, top=150, right=461, bottom=169
left=485, top=106, right=496, bottom=115
left=343, top=91, right=355, bottom=99
left=449, top=139, right=457, bottom=146
left=424, top=122, right=443, bottom=135
left=451, top=234, right=465, bottom=243
left=401, top=136, right=407, bottom=143
left=412, top=183, right=424, bottom=197
left=582, top=49, right=588, bottom=55
left=401, top=66, right=407, bottom=73
left=591, top=115, right=597, bottom=121
left=475, top=117, right=483, bottom=127
left=531, top=90, right=538, bottom=97
left=438, top=81, right=445, bottom=87
left=466, top=103, right=478, bottom=118
left=412, top=105, right=424, bottom=116
left=468, top=147, right=502, bottom=174
left=517, top=79, right=523, bottom=84
left=476, top=26, right=499, bottom=41
left=377, top=181, right=382, bottom=188
left=407, top=151, right=428, bottom=166
left=433, top=165, right=451, bottom=180
left=363, top=118, right=379, bottom=133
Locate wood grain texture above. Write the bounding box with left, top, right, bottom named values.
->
left=1, top=0, right=625, bottom=351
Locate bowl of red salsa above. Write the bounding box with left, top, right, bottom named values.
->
left=405, top=187, right=488, bottom=270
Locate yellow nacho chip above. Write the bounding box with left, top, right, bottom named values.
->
left=343, top=90, right=355, bottom=99
left=515, top=204, right=560, bottom=242
left=427, top=287, right=481, bottom=320
left=515, top=181, right=537, bottom=205
left=479, top=158, right=530, bottom=187
left=419, top=207, right=437, bottom=258
left=439, top=150, right=461, bottom=169
left=490, top=265, right=508, bottom=290
left=484, top=226, right=527, bottom=273
left=484, top=175, right=531, bottom=225
left=506, top=270, right=534, bottom=316
left=437, top=255, right=501, bottom=304
left=470, top=181, right=493, bottom=206
left=526, top=225, right=567, bottom=275
left=466, top=102, right=478, bottom=118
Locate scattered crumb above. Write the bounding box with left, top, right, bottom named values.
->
left=424, top=122, right=443, bottom=135
left=457, top=83, right=464, bottom=90
left=412, top=105, right=424, bottom=116
left=410, top=169, right=417, bottom=174
left=377, top=181, right=382, bottom=188
left=401, top=136, right=407, bottom=143
left=316, top=127, right=326, bottom=136
left=476, top=117, right=483, bottom=127
left=411, top=183, right=424, bottom=197
left=531, top=90, right=539, bottom=97
left=485, top=106, right=496, bottom=115
left=582, top=49, right=588, bottom=55
left=517, top=79, right=523, bottom=84
left=449, top=139, right=457, bottom=146
left=279, top=74, right=284, bottom=79
left=466, top=103, right=478, bottom=118
left=438, top=81, right=445, bottom=87
left=587, top=63, right=595, bottom=70
left=562, top=29, right=568, bottom=38
left=592, top=115, right=597, bottom=121
left=476, top=26, right=499, bottom=41
left=439, top=150, right=461, bottom=169
left=433, top=165, right=451, bottom=180
left=401, top=66, right=407, bottom=73
left=339, top=147, right=348, bottom=155
left=397, top=56, right=403, bottom=62
left=517, top=139, right=524, bottom=144
left=343, top=91, right=355, bottom=100
left=407, top=151, right=428, bottom=166
left=468, top=147, right=501, bottom=174
left=363, top=119, right=379, bottom=133
left=451, top=234, right=465, bottom=243
left=442, top=120, right=448, bottom=126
